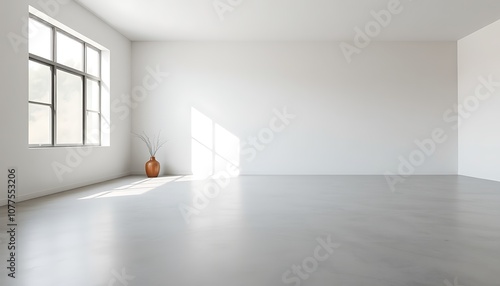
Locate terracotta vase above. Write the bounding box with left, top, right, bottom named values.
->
left=145, top=157, right=160, bottom=178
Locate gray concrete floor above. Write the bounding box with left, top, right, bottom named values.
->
left=1, top=175, right=499, bottom=286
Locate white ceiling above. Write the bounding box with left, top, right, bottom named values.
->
left=75, top=0, right=500, bottom=41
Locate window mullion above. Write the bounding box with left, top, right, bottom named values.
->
left=52, top=25, right=57, bottom=146
left=83, top=43, right=88, bottom=146
left=28, top=101, right=52, bottom=107
left=31, top=54, right=94, bottom=79
left=83, top=76, right=87, bottom=145
left=98, top=79, right=102, bottom=145
left=52, top=66, right=57, bottom=146
left=52, top=25, right=57, bottom=65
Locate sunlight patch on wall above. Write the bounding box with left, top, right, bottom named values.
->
left=191, top=107, right=240, bottom=177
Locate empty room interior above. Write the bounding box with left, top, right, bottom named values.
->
left=1, top=0, right=500, bottom=285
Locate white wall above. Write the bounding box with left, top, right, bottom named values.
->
left=458, top=20, right=500, bottom=182
left=131, top=42, right=458, bottom=176
left=0, top=0, right=132, bottom=205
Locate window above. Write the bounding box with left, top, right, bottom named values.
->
left=29, top=15, right=103, bottom=147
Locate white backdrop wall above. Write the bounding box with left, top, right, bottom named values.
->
left=131, top=42, right=458, bottom=176
left=0, top=0, right=132, bottom=205
left=458, top=19, right=500, bottom=182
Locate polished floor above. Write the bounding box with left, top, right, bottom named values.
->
left=1, top=175, right=499, bottom=286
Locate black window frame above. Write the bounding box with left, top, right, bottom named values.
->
left=28, top=14, right=102, bottom=148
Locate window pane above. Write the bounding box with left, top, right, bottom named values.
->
left=86, top=46, right=100, bottom=77
left=29, top=104, right=52, bottom=145
left=28, top=18, right=52, bottom=60
left=86, top=112, right=100, bottom=144
left=29, top=61, right=52, bottom=104
left=56, top=32, right=83, bottom=71
left=56, top=70, right=83, bottom=145
left=86, top=79, right=100, bottom=111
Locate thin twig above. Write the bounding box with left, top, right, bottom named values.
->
left=133, top=131, right=168, bottom=157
